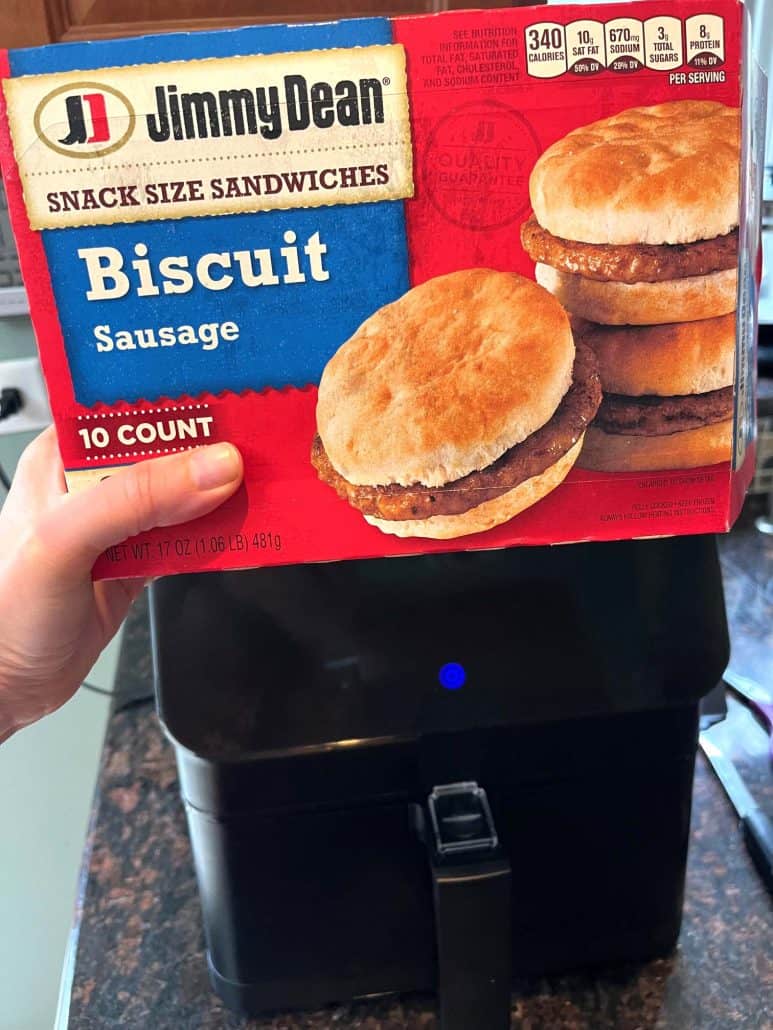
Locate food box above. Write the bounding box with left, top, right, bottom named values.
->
left=0, top=0, right=764, bottom=578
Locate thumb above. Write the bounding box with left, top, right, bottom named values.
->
left=35, top=443, right=243, bottom=582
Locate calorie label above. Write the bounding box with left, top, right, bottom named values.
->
left=525, top=22, right=568, bottom=79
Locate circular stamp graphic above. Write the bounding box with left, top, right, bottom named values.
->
left=423, top=101, right=541, bottom=232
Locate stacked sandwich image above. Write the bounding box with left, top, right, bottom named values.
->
left=521, top=100, right=740, bottom=472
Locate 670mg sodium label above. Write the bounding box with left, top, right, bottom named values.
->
left=605, top=18, right=645, bottom=71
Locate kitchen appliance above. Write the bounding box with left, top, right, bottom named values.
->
left=150, top=534, right=729, bottom=1029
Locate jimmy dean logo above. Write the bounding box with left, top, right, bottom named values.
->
left=32, top=82, right=135, bottom=159
left=146, top=76, right=386, bottom=143
left=59, top=93, right=110, bottom=145
left=3, top=44, right=413, bottom=230
left=36, top=74, right=384, bottom=156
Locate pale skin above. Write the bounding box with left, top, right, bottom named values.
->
left=0, top=428, right=243, bottom=742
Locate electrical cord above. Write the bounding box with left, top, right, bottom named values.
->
left=80, top=681, right=114, bottom=698
left=81, top=681, right=155, bottom=708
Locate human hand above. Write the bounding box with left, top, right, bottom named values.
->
left=0, top=428, right=243, bottom=741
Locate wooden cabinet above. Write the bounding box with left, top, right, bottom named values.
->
left=1, top=0, right=543, bottom=46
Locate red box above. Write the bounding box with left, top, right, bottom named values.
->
left=0, top=0, right=763, bottom=578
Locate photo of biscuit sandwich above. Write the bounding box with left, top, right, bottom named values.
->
left=521, top=100, right=739, bottom=472
left=575, top=314, right=735, bottom=473
left=312, top=268, right=601, bottom=539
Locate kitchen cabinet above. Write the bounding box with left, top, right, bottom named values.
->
left=0, top=0, right=541, bottom=47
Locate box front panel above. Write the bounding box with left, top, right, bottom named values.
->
left=0, top=1, right=751, bottom=578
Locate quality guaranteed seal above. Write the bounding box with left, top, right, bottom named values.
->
left=422, top=100, right=541, bottom=231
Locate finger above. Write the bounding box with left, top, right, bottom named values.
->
left=32, top=443, right=243, bottom=582
left=2, top=426, right=66, bottom=523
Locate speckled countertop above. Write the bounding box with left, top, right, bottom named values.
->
left=63, top=502, right=773, bottom=1030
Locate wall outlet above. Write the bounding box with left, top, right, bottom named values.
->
left=0, top=357, right=52, bottom=435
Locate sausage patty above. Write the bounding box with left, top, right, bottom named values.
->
left=520, top=217, right=738, bottom=285
left=312, top=342, right=601, bottom=521
left=595, top=386, right=734, bottom=436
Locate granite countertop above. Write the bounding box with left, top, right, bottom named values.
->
left=62, top=503, right=773, bottom=1030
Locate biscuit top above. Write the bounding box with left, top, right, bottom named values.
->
left=529, top=101, right=739, bottom=246
left=577, top=312, right=735, bottom=396
left=316, top=269, right=574, bottom=488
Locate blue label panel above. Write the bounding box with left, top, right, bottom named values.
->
left=43, top=202, right=408, bottom=406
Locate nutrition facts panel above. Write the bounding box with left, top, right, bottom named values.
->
left=525, top=13, right=725, bottom=78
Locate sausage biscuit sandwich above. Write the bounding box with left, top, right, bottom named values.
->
left=576, top=313, right=735, bottom=472
left=312, top=268, right=601, bottom=538
left=521, top=100, right=739, bottom=326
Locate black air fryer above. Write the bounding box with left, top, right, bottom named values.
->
left=150, top=534, right=728, bottom=1029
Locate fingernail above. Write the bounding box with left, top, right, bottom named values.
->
left=190, top=443, right=241, bottom=490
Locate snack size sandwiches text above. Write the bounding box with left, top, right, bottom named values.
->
left=45, top=164, right=391, bottom=215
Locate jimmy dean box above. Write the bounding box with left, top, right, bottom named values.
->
left=0, top=0, right=763, bottom=578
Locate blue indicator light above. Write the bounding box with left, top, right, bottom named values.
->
left=439, top=662, right=466, bottom=690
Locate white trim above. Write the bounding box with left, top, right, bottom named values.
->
left=0, top=286, right=29, bottom=317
